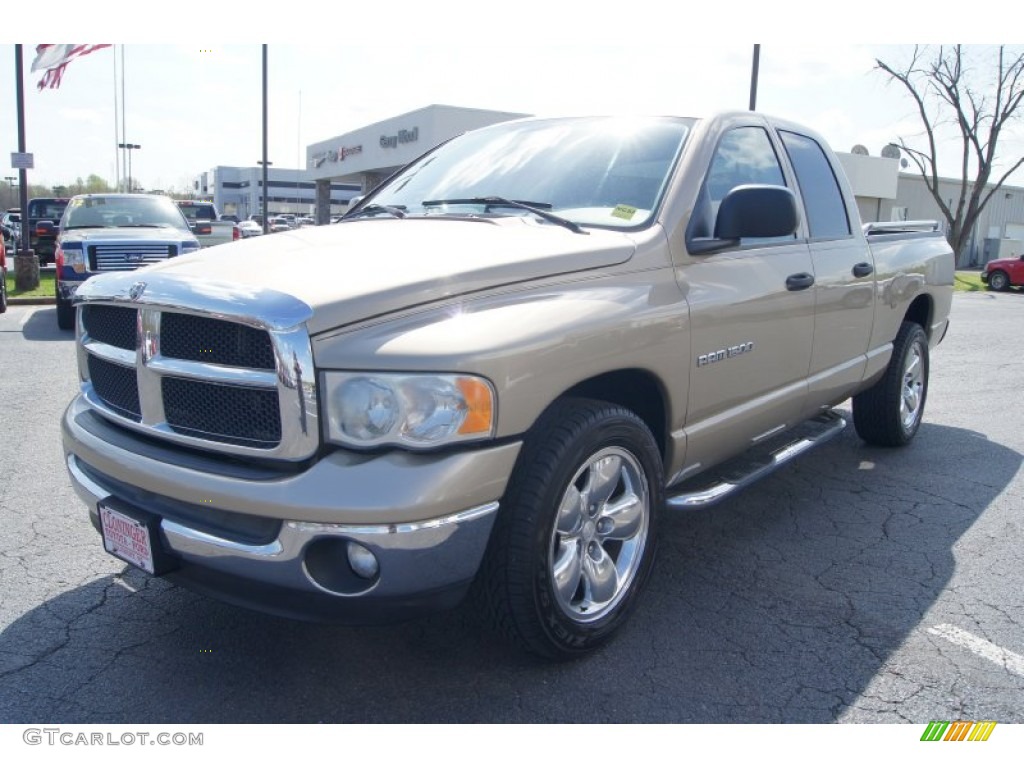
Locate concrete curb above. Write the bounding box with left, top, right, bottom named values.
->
left=8, top=297, right=55, bottom=306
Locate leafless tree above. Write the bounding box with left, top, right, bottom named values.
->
left=876, top=45, right=1024, bottom=263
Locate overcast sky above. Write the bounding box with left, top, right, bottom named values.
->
left=1, top=4, right=1020, bottom=193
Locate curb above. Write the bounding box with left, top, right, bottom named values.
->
left=8, top=297, right=55, bottom=306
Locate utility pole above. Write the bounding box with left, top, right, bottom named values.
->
left=261, top=44, right=269, bottom=234
left=749, top=44, right=761, bottom=111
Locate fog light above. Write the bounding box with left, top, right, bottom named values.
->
left=347, top=541, right=379, bottom=580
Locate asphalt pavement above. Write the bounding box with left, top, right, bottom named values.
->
left=0, top=292, right=1021, bottom=723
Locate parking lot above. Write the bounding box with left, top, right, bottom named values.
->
left=0, top=291, right=1021, bottom=723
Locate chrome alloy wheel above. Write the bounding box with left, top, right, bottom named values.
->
left=549, top=446, right=650, bottom=623
left=901, top=338, right=926, bottom=431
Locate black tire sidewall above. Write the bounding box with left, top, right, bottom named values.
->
left=896, top=324, right=929, bottom=442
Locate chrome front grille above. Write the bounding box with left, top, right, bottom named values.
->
left=75, top=282, right=317, bottom=461
left=89, top=243, right=177, bottom=272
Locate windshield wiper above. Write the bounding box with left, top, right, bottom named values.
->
left=344, top=203, right=407, bottom=219
left=421, top=197, right=586, bottom=234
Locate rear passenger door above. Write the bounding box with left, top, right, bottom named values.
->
left=778, top=130, right=876, bottom=406
left=680, top=124, right=815, bottom=472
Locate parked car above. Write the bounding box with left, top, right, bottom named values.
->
left=981, top=254, right=1024, bottom=291
left=268, top=216, right=291, bottom=233
left=237, top=220, right=263, bottom=238
left=2, top=210, right=20, bottom=249
left=174, top=201, right=238, bottom=248
left=54, top=193, right=201, bottom=329
left=0, top=228, right=7, bottom=314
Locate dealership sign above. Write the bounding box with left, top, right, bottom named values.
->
left=312, top=144, right=363, bottom=168
left=380, top=127, right=419, bottom=149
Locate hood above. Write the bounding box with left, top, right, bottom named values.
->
left=61, top=226, right=192, bottom=243
left=139, top=217, right=637, bottom=334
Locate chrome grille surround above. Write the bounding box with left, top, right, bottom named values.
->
left=74, top=273, right=318, bottom=461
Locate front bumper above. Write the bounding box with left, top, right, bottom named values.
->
left=63, top=396, right=521, bottom=622
left=980, top=271, right=989, bottom=284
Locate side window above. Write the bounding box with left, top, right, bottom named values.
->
left=691, top=126, right=792, bottom=243
left=706, top=127, right=787, bottom=204
left=780, top=131, right=851, bottom=240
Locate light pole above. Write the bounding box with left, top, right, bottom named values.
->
left=257, top=160, right=272, bottom=233
left=118, top=142, right=141, bottom=192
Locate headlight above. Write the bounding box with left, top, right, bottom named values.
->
left=323, top=372, right=496, bottom=449
left=59, top=243, right=86, bottom=273
left=181, top=240, right=201, bottom=255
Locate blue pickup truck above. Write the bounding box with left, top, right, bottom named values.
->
left=55, top=193, right=201, bottom=329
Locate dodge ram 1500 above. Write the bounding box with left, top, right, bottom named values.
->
left=62, top=112, right=954, bottom=658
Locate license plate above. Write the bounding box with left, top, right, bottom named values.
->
left=100, top=502, right=155, bottom=574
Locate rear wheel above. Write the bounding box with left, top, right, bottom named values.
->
left=853, top=321, right=929, bottom=446
left=476, top=398, right=663, bottom=659
left=988, top=270, right=1010, bottom=291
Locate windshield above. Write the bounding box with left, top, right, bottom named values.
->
left=362, top=117, right=693, bottom=230
left=62, top=196, right=191, bottom=231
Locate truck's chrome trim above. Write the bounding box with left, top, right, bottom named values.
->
left=288, top=502, right=500, bottom=537
left=146, top=356, right=279, bottom=387
left=666, top=411, right=846, bottom=510
left=82, top=339, right=136, bottom=367
left=74, top=272, right=314, bottom=331
left=74, top=275, right=319, bottom=460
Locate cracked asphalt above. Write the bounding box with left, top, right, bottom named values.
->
left=1, top=293, right=1022, bottom=724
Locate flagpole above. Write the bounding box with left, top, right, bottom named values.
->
left=121, top=45, right=127, bottom=192
left=113, top=44, right=120, bottom=191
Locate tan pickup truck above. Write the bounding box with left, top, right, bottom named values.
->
left=62, top=112, right=954, bottom=658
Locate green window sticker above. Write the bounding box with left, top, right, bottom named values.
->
left=611, top=205, right=638, bottom=220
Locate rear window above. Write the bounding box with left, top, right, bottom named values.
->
left=28, top=199, right=69, bottom=220
left=177, top=203, right=217, bottom=220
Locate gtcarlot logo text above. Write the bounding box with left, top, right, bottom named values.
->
left=23, top=729, right=203, bottom=747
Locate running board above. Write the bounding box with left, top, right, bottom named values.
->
left=665, top=410, right=847, bottom=510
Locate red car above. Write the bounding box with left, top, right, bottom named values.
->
left=982, top=255, right=1024, bottom=291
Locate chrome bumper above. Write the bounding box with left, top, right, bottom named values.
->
left=63, top=398, right=520, bottom=617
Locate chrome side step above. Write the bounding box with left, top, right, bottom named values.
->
left=665, top=410, right=847, bottom=510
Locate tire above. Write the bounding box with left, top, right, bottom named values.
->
left=475, top=398, right=663, bottom=659
left=56, top=283, right=75, bottom=330
left=0, top=271, right=7, bottom=314
left=853, top=321, right=929, bottom=447
left=987, top=270, right=1010, bottom=292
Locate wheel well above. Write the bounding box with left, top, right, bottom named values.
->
left=562, top=370, right=669, bottom=461
left=904, top=294, right=932, bottom=339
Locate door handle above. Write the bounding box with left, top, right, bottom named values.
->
left=852, top=262, right=874, bottom=278
left=786, top=272, right=815, bottom=291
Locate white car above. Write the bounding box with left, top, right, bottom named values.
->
left=237, top=220, right=263, bottom=238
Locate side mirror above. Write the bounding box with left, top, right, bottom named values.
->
left=715, top=185, right=798, bottom=240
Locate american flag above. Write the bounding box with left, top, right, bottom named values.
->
left=31, top=44, right=112, bottom=90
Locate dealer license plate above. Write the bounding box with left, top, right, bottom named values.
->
left=99, top=502, right=155, bottom=574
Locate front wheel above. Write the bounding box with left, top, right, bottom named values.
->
left=987, top=270, right=1010, bottom=292
left=56, top=283, right=74, bottom=330
left=853, top=321, right=929, bottom=447
left=475, top=398, right=663, bottom=660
